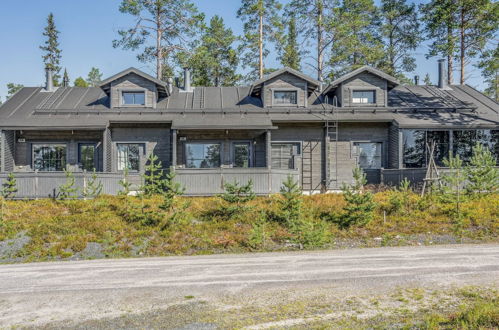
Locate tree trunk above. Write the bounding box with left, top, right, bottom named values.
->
left=460, top=8, right=465, bottom=85
left=447, top=25, right=453, bottom=85
left=259, top=13, right=264, bottom=79
left=316, top=0, right=323, bottom=82
left=156, top=6, right=162, bottom=80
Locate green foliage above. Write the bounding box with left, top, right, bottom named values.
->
left=113, top=0, right=204, bottom=79
left=288, top=216, right=330, bottom=249
left=73, top=77, right=89, bottom=87
left=62, top=68, right=69, bottom=86
left=465, top=143, right=499, bottom=195
left=118, top=168, right=133, bottom=196
left=423, top=73, right=432, bottom=85
left=86, top=67, right=103, bottom=87
left=278, top=15, right=301, bottom=70
left=1, top=173, right=18, bottom=199
left=185, top=15, right=240, bottom=86
left=248, top=213, right=267, bottom=249
left=159, top=171, right=185, bottom=211
left=477, top=44, right=499, bottom=102
left=58, top=169, right=79, bottom=200
left=214, top=180, right=256, bottom=219
left=338, top=168, right=377, bottom=228
left=6, top=83, right=24, bottom=99
left=278, top=175, right=302, bottom=224
left=82, top=170, right=103, bottom=199
left=40, top=13, right=62, bottom=86
left=141, top=153, right=166, bottom=196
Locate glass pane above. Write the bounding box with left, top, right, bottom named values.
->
left=33, top=145, right=66, bottom=171
left=427, top=131, right=449, bottom=166
left=134, top=92, right=145, bottom=105
left=274, top=91, right=297, bottom=104
left=122, top=92, right=145, bottom=105
left=403, top=130, right=425, bottom=168
left=453, top=130, right=476, bottom=163
left=117, top=144, right=140, bottom=171
left=185, top=143, right=220, bottom=168
left=234, top=143, right=250, bottom=168
left=271, top=143, right=296, bottom=169
left=80, top=145, right=95, bottom=171
left=352, top=91, right=375, bottom=104
left=355, top=143, right=382, bottom=169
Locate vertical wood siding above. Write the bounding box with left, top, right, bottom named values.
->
left=263, top=73, right=307, bottom=107
left=341, top=72, right=387, bottom=107
left=110, top=73, right=157, bottom=108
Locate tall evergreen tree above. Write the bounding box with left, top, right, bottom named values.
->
left=421, top=0, right=459, bottom=85
left=286, top=0, right=339, bottom=82
left=187, top=16, right=240, bottom=86
left=87, top=67, right=103, bottom=87
left=6, top=83, right=23, bottom=99
left=40, top=13, right=62, bottom=86
left=278, top=15, right=301, bottom=70
left=113, top=0, right=204, bottom=80
left=379, top=0, right=421, bottom=77
left=328, top=0, right=384, bottom=79
left=237, top=0, right=283, bottom=80
left=477, top=44, right=499, bottom=101
left=423, top=73, right=432, bottom=85
left=62, top=68, right=70, bottom=87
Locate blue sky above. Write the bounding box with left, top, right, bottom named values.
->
left=0, top=0, right=489, bottom=101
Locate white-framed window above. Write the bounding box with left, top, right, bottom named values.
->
left=352, top=90, right=375, bottom=104
left=122, top=91, right=145, bottom=105
left=354, top=142, right=382, bottom=169
left=117, top=143, right=143, bottom=171
left=271, top=142, right=301, bottom=169
left=32, top=144, right=67, bottom=171
left=273, top=90, right=297, bottom=105
left=232, top=142, right=252, bottom=168
left=185, top=143, right=221, bottom=168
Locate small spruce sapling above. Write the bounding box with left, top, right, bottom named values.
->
left=465, top=143, right=499, bottom=195
left=442, top=154, right=466, bottom=234
left=142, top=153, right=166, bottom=196
left=83, top=169, right=103, bottom=199
left=339, top=167, right=376, bottom=229
left=58, top=169, right=78, bottom=200
left=1, top=173, right=18, bottom=199
left=278, top=175, right=302, bottom=225
left=118, top=168, right=133, bottom=196
left=218, top=180, right=256, bottom=218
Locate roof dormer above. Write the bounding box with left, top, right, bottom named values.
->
left=99, top=67, right=170, bottom=109
left=249, top=67, right=321, bottom=108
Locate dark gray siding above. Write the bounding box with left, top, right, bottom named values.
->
left=263, top=73, right=308, bottom=108
left=341, top=72, right=387, bottom=107
left=388, top=122, right=401, bottom=169
left=110, top=73, right=157, bottom=108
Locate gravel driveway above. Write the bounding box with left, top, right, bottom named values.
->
left=0, top=244, right=498, bottom=328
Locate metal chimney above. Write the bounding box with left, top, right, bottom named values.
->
left=45, top=67, right=54, bottom=92
left=167, top=77, right=173, bottom=94
left=414, top=75, right=419, bottom=85
left=437, top=59, right=446, bottom=89
left=183, top=67, right=191, bottom=92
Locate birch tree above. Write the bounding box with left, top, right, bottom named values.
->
left=113, top=0, right=204, bottom=80
left=40, top=13, right=62, bottom=86
left=237, top=0, right=283, bottom=80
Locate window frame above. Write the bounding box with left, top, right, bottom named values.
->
left=270, top=141, right=302, bottom=170
left=184, top=141, right=222, bottom=169
left=32, top=143, right=67, bottom=172
left=271, top=88, right=299, bottom=106
left=116, top=143, right=146, bottom=172
left=120, top=89, right=147, bottom=107
left=231, top=141, right=253, bottom=168
left=78, top=143, right=98, bottom=172
left=351, top=90, right=376, bottom=105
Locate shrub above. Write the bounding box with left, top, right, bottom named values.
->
left=337, top=168, right=376, bottom=229
left=248, top=213, right=267, bottom=249
left=58, top=169, right=78, bottom=200
left=288, top=216, right=330, bottom=249
left=1, top=172, right=17, bottom=199
left=277, top=175, right=303, bottom=225
left=142, top=153, right=167, bottom=196
left=118, top=168, right=133, bottom=196
left=214, top=180, right=256, bottom=219
left=465, top=143, right=499, bottom=195
left=82, top=170, right=103, bottom=199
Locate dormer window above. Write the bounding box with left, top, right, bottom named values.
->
left=122, top=91, right=145, bottom=105
left=352, top=90, right=375, bottom=104
left=273, top=90, right=297, bottom=105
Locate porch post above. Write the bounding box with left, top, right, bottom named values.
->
left=266, top=129, right=271, bottom=193
left=171, top=129, right=177, bottom=169
left=102, top=128, right=108, bottom=172
left=0, top=129, right=3, bottom=172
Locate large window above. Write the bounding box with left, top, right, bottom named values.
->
left=117, top=143, right=143, bottom=171
left=33, top=144, right=66, bottom=171
left=454, top=130, right=499, bottom=164
left=402, top=130, right=426, bottom=168
left=233, top=142, right=251, bottom=168
left=426, top=131, right=450, bottom=166
left=352, top=90, right=375, bottom=104
left=185, top=143, right=221, bottom=168
left=122, top=91, right=145, bottom=105
left=354, top=142, right=382, bottom=169
left=271, top=143, right=300, bottom=169
left=273, top=91, right=297, bottom=105
left=79, top=144, right=96, bottom=172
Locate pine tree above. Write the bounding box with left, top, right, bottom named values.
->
left=58, top=169, right=79, bottom=200
left=118, top=168, right=133, bottom=196
left=40, top=13, right=62, bottom=86
left=87, top=67, right=103, bottom=87
left=113, top=0, right=204, bottom=79
left=6, top=83, right=23, bottom=99
left=328, top=0, right=385, bottom=79
left=465, top=143, right=499, bottom=195
left=379, top=0, right=421, bottom=77
left=82, top=170, right=103, bottom=199
left=423, top=73, right=432, bottom=85
left=477, top=44, right=499, bottom=101
left=278, top=16, right=301, bottom=70
left=62, top=68, right=70, bottom=87
left=142, top=153, right=166, bottom=196
left=278, top=175, right=302, bottom=225
left=1, top=173, right=18, bottom=199
left=159, top=171, right=184, bottom=211
left=187, top=15, right=240, bottom=86
left=218, top=180, right=256, bottom=218
left=237, top=0, right=283, bottom=80
left=339, top=167, right=376, bottom=228
left=74, top=77, right=89, bottom=87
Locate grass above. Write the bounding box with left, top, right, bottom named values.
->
left=0, top=191, right=497, bottom=263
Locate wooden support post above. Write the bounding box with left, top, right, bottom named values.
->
left=266, top=130, right=271, bottom=193
left=102, top=128, right=108, bottom=172
left=171, top=129, right=177, bottom=169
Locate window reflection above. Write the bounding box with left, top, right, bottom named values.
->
left=186, top=143, right=221, bottom=168
left=233, top=143, right=250, bottom=168
left=354, top=142, right=382, bottom=169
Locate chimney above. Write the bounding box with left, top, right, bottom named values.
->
left=438, top=59, right=446, bottom=89
left=166, top=77, right=173, bottom=94
left=414, top=75, right=419, bottom=85
left=183, top=67, right=191, bottom=92
left=45, top=67, right=54, bottom=92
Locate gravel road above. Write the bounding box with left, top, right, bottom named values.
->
left=0, top=244, right=498, bottom=328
